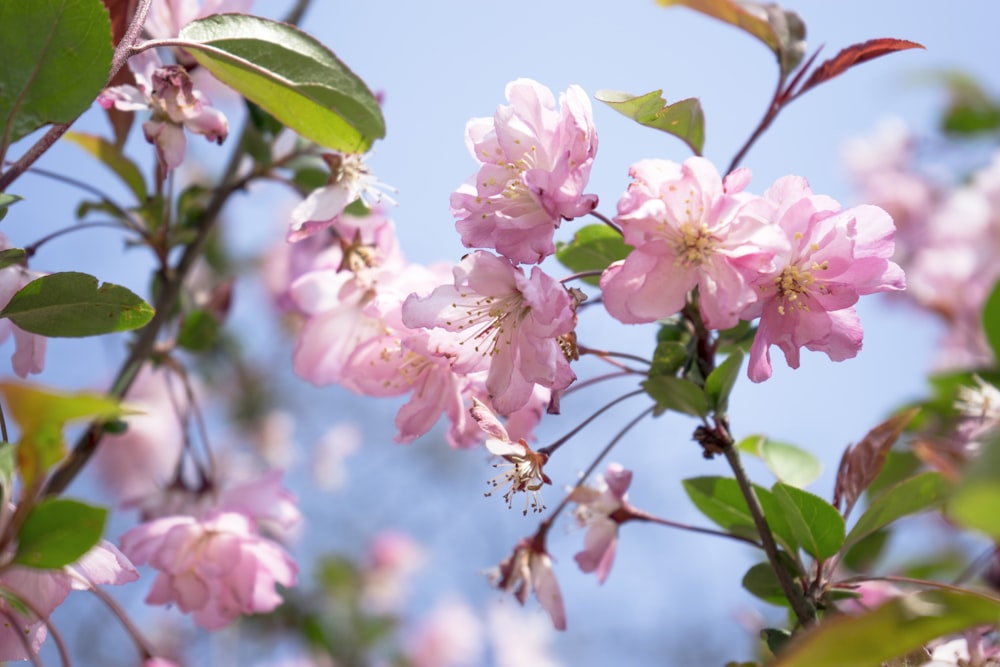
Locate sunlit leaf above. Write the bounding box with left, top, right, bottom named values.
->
left=555, top=224, right=632, bottom=285
left=845, top=472, right=951, bottom=550
left=705, top=349, right=742, bottom=414
left=0, top=272, right=154, bottom=337
left=682, top=476, right=797, bottom=554
left=0, top=194, right=23, bottom=223
left=177, top=14, right=385, bottom=152
left=642, top=375, right=708, bottom=417
left=772, top=483, right=844, bottom=560
left=0, top=248, right=26, bottom=270
left=738, top=436, right=822, bottom=489
left=63, top=132, right=148, bottom=202
left=595, top=90, right=705, bottom=154
left=771, top=589, right=1000, bottom=667
left=0, top=0, right=113, bottom=147
left=13, top=498, right=106, bottom=569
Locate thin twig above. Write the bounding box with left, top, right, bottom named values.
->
left=538, top=389, right=646, bottom=456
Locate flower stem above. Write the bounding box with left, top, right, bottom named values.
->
left=723, top=443, right=815, bottom=627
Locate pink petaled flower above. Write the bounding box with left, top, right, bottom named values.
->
left=120, top=511, right=297, bottom=630
left=98, top=49, right=228, bottom=173
left=144, top=659, right=181, bottom=667
left=601, top=157, right=787, bottom=329
left=0, top=540, right=137, bottom=662
left=0, top=234, right=46, bottom=377
left=402, top=251, right=577, bottom=415
left=407, top=597, right=484, bottom=667
left=568, top=463, right=633, bottom=584
left=144, top=0, right=253, bottom=39
left=360, top=531, right=425, bottom=614
left=471, top=398, right=551, bottom=514
left=288, top=153, right=396, bottom=242
left=489, top=536, right=566, bottom=631
left=451, top=78, right=598, bottom=264
left=739, top=175, right=905, bottom=382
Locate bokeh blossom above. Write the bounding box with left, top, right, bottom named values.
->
left=489, top=537, right=566, bottom=631
left=0, top=233, right=46, bottom=378
left=569, top=463, right=633, bottom=583
left=451, top=78, right=598, bottom=264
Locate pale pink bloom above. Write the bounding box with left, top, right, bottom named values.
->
left=836, top=580, right=900, bottom=614
left=312, top=422, right=361, bottom=490
left=928, top=630, right=1000, bottom=666
left=216, top=469, right=301, bottom=535
left=0, top=541, right=137, bottom=661
left=489, top=537, right=566, bottom=631
left=0, top=234, right=46, bottom=377
left=408, top=597, right=484, bottom=667
left=452, top=78, right=598, bottom=264
left=91, top=365, right=187, bottom=505
left=402, top=251, right=576, bottom=415
left=120, top=510, right=297, bottom=630
left=569, top=463, right=633, bottom=584
left=600, top=157, right=786, bottom=329
left=487, top=603, right=564, bottom=667
left=360, top=531, right=425, bottom=614
left=144, top=0, right=253, bottom=39
left=144, top=659, right=181, bottom=667
left=288, top=153, right=396, bottom=242
left=739, top=176, right=905, bottom=382
left=471, top=398, right=551, bottom=514
left=98, top=49, right=228, bottom=172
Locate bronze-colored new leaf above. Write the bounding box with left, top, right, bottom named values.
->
left=798, top=38, right=925, bottom=96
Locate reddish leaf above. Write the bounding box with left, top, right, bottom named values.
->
left=101, top=0, right=137, bottom=147
left=798, top=38, right=925, bottom=96
left=833, top=408, right=919, bottom=518
left=101, top=0, right=135, bottom=46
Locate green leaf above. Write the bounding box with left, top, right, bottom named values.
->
left=742, top=559, right=801, bottom=607
left=177, top=309, right=220, bottom=352
left=705, top=349, right=743, bottom=414
left=984, top=280, right=1000, bottom=361
left=63, top=132, right=148, bottom=202
left=13, top=498, right=106, bottom=569
left=0, top=194, right=23, bottom=223
left=0, top=271, right=154, bottom=337
left=655, top=0, right=806, bottom=79
left=594, top=90, right=704, bottom=155
left=936, top=72, right=1000, bottom=136
left=0, top=248, right=26, bottom=270
left=738, top=436, right=822, bottom=489
left=0, top=0, right=113, bottom=147
left=177, top=14, right=385, bottom=153
left=948, top=436, right=1000, bottom=539
left=845, top=472, right=951, bottom=550
left=840, top=528, right=889, bottom=573
left=682, top=476, right=797, bottom=554
left=642, top=375, right=708, bottom=417
left=0, top=381, right=127, bottom=486
left=772, top=483, right=845, bottom=560
left=554, top=224, right=631, bottom=285
left=770, top=589, right=1000, bottom=667
left=649, top=340, right=688, bottom=377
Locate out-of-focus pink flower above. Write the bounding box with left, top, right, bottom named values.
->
left=600, top=157, right=786, bottom=329
left=452, top=78, right=598, bottom=264
left=739, top=175, right=905, bottom=382
left=0, top=541, right=137, bottom=661
left=487, top=603, right=564, bottom=667
left=471, top=398, right=551, bottom=514
left=927, top=630, right=1000, bottom=666
left=144, top=0, right=253, bottom=39
left=360, top=531, right=425, bottom=614
left=569, top=463, right=633, bottom=584
left=0, top=234, right=46, bottom=378
left=489, top=537, right=566, bottom=631
left=836, top=580, right=900, bottom=614
left=402, top=251, right=576, bottom=414
left=216, top=469, right=301, bottom=535
left=98, top=49, right=228, bottom=173
left=288, top=153, right=396, bottom=242
left=144, top=659, right=181, bottom=667
left=120, top=511, right=297, bottom=630
left=408, top=597, right=484, bottom=667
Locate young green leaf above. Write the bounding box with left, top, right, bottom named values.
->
left=0, top=272, right=154, bottom=337
left=737, top=436, right=822, bottom=489
left=770, top=589, right=1000, bottom=667
left=0, top=194, right=23, bottom=223
left=13, top=498, right=107, bottom=569
left=772, top=483, right=845, bottom=560
left=705, top=349, right=743, bottom=414
left=742, top=558, right=802, bottom=607
left=844, top=471, right=951, bottom=550
left=948, top=436, right=1000, bottom=539
left=594, top=90, right=704, bottom=155
left=642, top=375, right=708, bottom=417
left=649, top=340, right=689, bottom=378
left=177, top=14, right=385, bottom=153
left=682, top=476, right=797, bottom=555
left=0, top=0, right=113, bottom=148
left=63, top=132, right=148, bottom=202
left=0, top=248, right=26, bottom=270
left=983, top=279, right=1000, bottom=361
left=554, top=224, right=632, bottom=285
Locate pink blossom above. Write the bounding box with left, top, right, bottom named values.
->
left=144, top=0, right=253, bottom=39
left=0, top=541, right=137, bottom=661
left=287, top=153, right=396, bottom=242
left=408, top=597, right=484, bottom=667
left=569, top=463, right=633, bottom=584
left=471, top=398, right=551, bottom=514
left=739, top=175, right=905, bottom=382
left=98, top=49, right=228, bottom=173
left=489, top=537, right=566, bottom=631
left=120, top=510, right=297, bottom=630
left=402, top=251, right=576, bottom=414
left=600, top=157, right=786, bottom=329
left=0, top=234, right=46, bottom=377
left=144, top=659, right=182, bottom=667
left=361, top=531, right=425, bottom=613
left=487, top=603, right=564, bottom=667
left=452, top=78, right=598, bottom=264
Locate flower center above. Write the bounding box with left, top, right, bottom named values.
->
left=449, top=292, right=527, bottom=357
left=773, top=257, right=829, bottom=315
left=672, top=222, right=718, bottom=268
